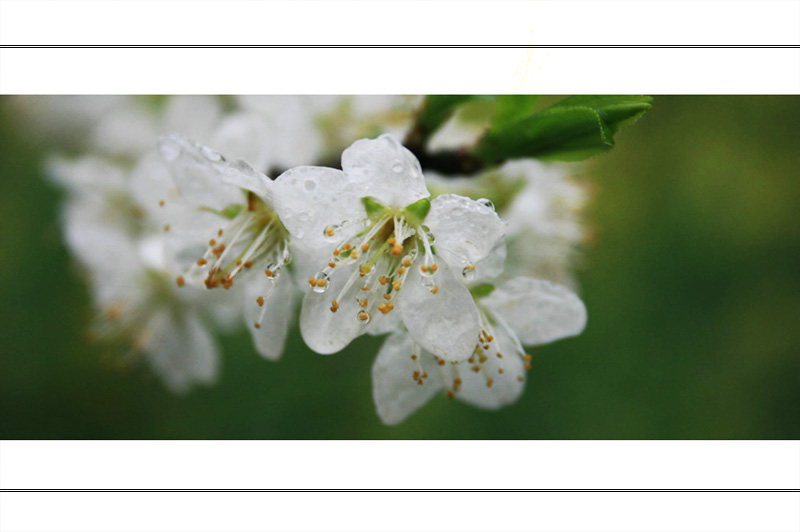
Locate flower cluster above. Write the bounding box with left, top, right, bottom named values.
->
left=27, top=96, right=588, bottom=424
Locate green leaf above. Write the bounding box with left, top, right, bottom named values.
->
left=491, top=95, right=540, bottom=133
left=415, top=95, right=495, bottom=135
left=361, top=196, right=390, bottom=220
left=473, top=95, right=652, bottom=163
left=403, top=197, right=431, bottom=225
left=553, top=95, right=654, bottom=134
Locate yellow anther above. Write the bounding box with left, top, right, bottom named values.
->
left=209, top=239, right=216, bottom=246
left=486, top=378, right=494, bottom=388
left=496, top=353, right=503, bottom=358
left=325, top=227, right=335, bottom=237
left=164, top=225, right=170, bottom=232
left=217, top=229, right=223, bottom=237
left=333, top=249, right=341, bottom=257
left=308, top=277, right=317, bottom=287
left=383, top=294, right=391, bottom=300
left=478, top=354, right=488, bottom=364
left=498, top=368, right=504, bottom=374
left=391, top=244, right=403, bottom=256
left=411, top=354, right=417, bottom=360
left=330, top=300, right=340, bottom=313
left=431, top=286, right=439, bottom=295
left=379, top=276, right=390, bottom=285
left=438, top=359, right=445, bottom=366
left=329, top=262, right=336, bottom=268
left=388, top=237, right=396, bottom=245
left=402, top=257, right=412, bottom=267
left=254, top=322, right=261, bottom=329
left=420, top=264, right=428, bottom=273
left=360, top=264, right=372, bottom=275
left=392, top=281, right=402, bottom=292
left=236, top=259, right=242, bottom=266
left=350, top=250, right=359, bottom=260
left=265, top=269, right=274, bottom=278
left=256, top=296, right=265, bottom=307
left=430, top=263, right=438, bottom=272
left=159, top=200, right=165, bottom=207
left=343, top=243, right=352, bottom=251
left=361, top=243, right=370, bottom=252
left=197, top=258, right=208, bottom=267
left=361, top=286, right=370, bottom=291
left=396, top=267, right=406, bottom=275
left=316, top=279, right=327, bottom=288
left=447, top=390, right=455, bottom=399
left=359, top=298, right=369, bottom=308
left=244, top=260, right=254, bottom=268
left=175, top=276, right=185, bottom=287
left=358, top=310, right=369, bottom=322
left=517, top=376, right=524, bottom=382
left=463, top=264, right=474, bottom=271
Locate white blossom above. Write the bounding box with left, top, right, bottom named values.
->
left=372, top=277, right=587, bottom=425
left=271, top=134, right=506, bottom=363
left=158, top=133, right=298, bottom=360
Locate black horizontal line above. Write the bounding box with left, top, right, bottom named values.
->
left=0, top=45, right=798, bottom=49
left=2, top=489, right=797, bottom=493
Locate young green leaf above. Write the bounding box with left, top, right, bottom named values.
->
left=473, top=95, right=652, bottom=163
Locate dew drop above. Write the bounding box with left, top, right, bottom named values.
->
left=200, top=145, right=225, bottom=162
left=477, top=198, right=495, bottom=211
left=158, top=138, right=181, bottom=162
left=462, top=266, right=476, bottom=281
left=322, top=224, right=340, bottom=240
left=420, top=225, right=435, bottom=244
left=265, top=262, right=281, bottom=282
left=312, top=271, right=330, bottom=293
left=392, top=161, right=404, bottom=173
left=357, top=310, right=371, bottom=324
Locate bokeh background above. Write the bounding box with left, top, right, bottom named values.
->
left=1, top=96, right=798, bottom=439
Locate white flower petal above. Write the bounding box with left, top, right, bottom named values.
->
left=425, top=194, right=506, bottom=268
left=298, top=264, right=373, bottom=354
left=398, top=267, right=480, bottom=363
left=143, top=311, right=220, bottom=393
left=45, top=155, right=128, bottom=194
left=210, top=113, right=272, bottom=173
left=341, top=134, right=429, bottom=207
left=272, top=166, right=365, bottom=252
left=372, top=332, right=443, bottom=425
left=483, top=277, right=587, bottom=346
left=157, top=133, right=260, bottom=210
left=454, top=328, right=526, bottom=410
left=163, top=96, right=222, bottom=143
left=470, top=240, right=507, bottom=284
left=244, top=273, right=298, bottom=361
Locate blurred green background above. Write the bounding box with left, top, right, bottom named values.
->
left=1, top=96, right=799, bottom=439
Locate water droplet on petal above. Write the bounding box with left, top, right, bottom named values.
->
left=462, top=266, right=476, bottom=281
left=304, top=180, right=316, bottom=191
left=392, top=161, right=404, bottom=173
left=477, top=198, right=495, bottom=211
left=312, top=271, right=330, bottom=293
left=158, top=138, right=181, bottom=162
left=357, top=310, right=371, bottom=324
left=200, top=145, right=225, bottom=162
left=420, top=225, right=435, bottom=244
left=265, top=262, right=281, bottom=283
left=323, top=224, right=340, bottom=240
